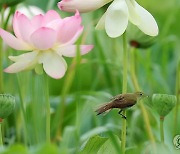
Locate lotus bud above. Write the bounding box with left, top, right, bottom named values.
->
left=152, top=94, right=177, bottom=117
left=0, top=94, right=15, bottom=121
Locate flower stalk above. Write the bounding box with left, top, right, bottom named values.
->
left=174, top=61, right=180, bottom=135
left=52, top=59, right=76, bottom=138
left=16, top=75, right=28, bottom=145
left=160, top=116, right=164, bottom=143
left=121, top=31, right=128, bottom=154
left=130, top=47, right=155, bottom=144
left=44, top=74, right=50, bottom=143
left=0, top=119, right=3, bottom=146
left=0, top=8, right=4, bottom=93
left=0, top=39, right=3, bottom=93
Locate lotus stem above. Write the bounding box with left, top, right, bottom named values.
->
left=160, top=116, right=164, bottom=143
left=121, top=31, right=128, bottom=154
left=130, top=47, right=156, bottom=144
left=44, top=74, right=50, bottom=143
left=0, top=120, right=3, bottom=146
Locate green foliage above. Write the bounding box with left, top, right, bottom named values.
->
left=0, top=0, right=180, bottom=153
left=2, top=144, right=28, bottom=154
left=33, top=144, right=59, bottom=154
left=97, top=137, right=121, bottom=154
left=60, top=126, right=79, bottom=151
left=80, top=135, right=108, bottom=154
left=0, top=0, right=25, bottom=7
left=80, top=135, right=121, bottom=154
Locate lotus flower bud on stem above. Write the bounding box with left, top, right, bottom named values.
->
left=152, top=94, right=177, bottom=117
left=152, top=94, right=177, bottom=143
left=0, top=94, right=15, bottom=146
left=0, top=94, right=15, bottom=120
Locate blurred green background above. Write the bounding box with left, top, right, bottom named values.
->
left=0, top=0, right=180, bottom=153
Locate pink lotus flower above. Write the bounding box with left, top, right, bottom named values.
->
left=0, top=10, right=93, bottom=79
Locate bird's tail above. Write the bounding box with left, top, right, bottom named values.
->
left=95, top=103, right=112, bottom=115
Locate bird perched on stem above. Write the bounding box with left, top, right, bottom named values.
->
left=95, top=92, right=148, bottom=119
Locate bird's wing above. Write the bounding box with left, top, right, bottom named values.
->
left=112, top=96, right=136, bottom=108
left=111, top=94, right=124, bottom=101
left=112, top=95, right=125, bottom=103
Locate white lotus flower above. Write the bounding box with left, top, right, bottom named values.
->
left=58, top=0, right=159, bottom=38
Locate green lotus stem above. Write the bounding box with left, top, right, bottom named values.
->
left=174, top=61, right=180, bottom=135
left=51, top=58, right=76, bottom=139
left=46, top=0, right=57, bottom=11
left=160, top=116, right=164, bottom=143
left=0, top=8, right=4, bottom=93
left=0, top=121, right=3, bottom=146
left=52, top=45, right=81, bottom=139
left=16, top=75, right=28, bottom=145
left=0, top=32, right=4, bottom=93
left=0, top=39, right=3, bottom=93
left=44, top=74, right=50, bottom=143
left=130, top=48, right=140, bottom=90
left=121, top=31, right=128, bottom=154
left=0, top=7, right=14, bottom=93
left=130, top=47, right=155, bottom=144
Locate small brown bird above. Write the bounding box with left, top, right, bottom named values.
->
left=95, top=92, right=148, bottom=119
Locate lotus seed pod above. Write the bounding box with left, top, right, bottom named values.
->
left=127, top=25, right=157, bottom=49
left=152, top=94, right=177, bottom=117
left=0, top=94, right=15, bottom=119
left=129, top=39, right=155, bottom=49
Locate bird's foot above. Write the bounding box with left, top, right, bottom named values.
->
left=120, top=114, right=127, bottom=119
left=118, top=110, right=127, bottom=119
left=118, top=110, right=122, bottom=114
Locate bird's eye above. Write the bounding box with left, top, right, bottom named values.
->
left=140, top=93, right=143, bottom=96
